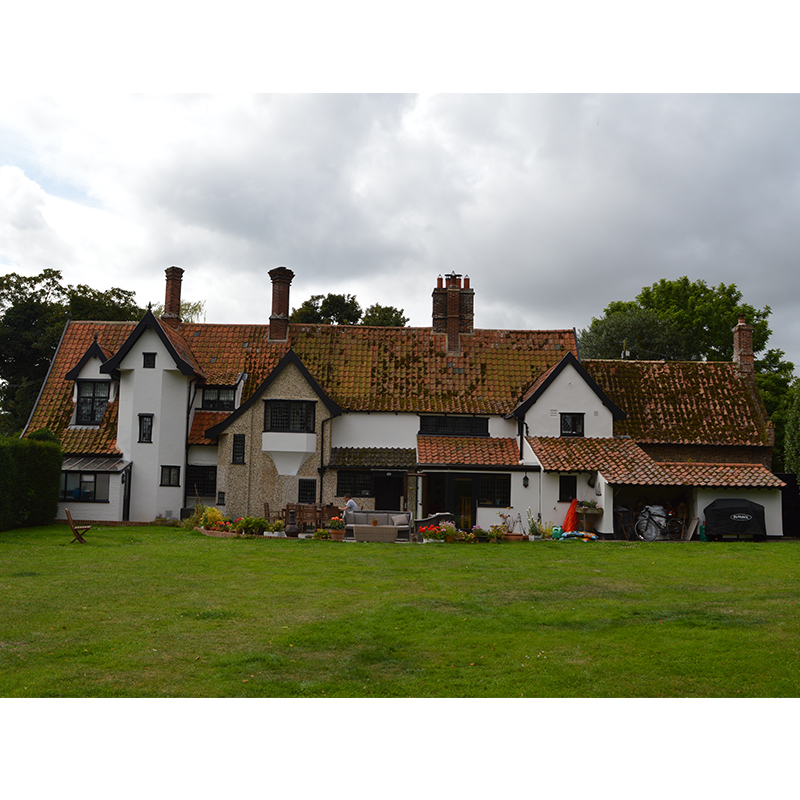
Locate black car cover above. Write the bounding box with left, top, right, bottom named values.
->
left=703, top=498, right=767, bottom=538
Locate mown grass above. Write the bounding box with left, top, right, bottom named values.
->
left=2, top=525, right=800, bottom=697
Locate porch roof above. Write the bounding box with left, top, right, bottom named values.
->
left=417, top=436, right=520, bottom=467
left=329, top=447, right=417, bottom=469
left=62, top=455, right=130, bottom=473
left=529, top=436, right=784, bottom=488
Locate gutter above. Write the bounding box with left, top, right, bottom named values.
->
left=20, top=314, right=71, bottom=439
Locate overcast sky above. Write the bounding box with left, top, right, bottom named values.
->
left=2, top=93, right=799, bottom=370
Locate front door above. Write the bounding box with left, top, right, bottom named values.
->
left=373, top=472, right=405, bottom=511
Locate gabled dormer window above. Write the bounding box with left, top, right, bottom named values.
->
left=203, top=387, right=236, bottom=410
left=560, top=413, right=584, bottom=437
left=76, top=381, right=110, bottom=425
left=264, top=400, right=315, bottom=433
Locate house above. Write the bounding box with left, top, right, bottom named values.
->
left=23, top=267, right=785, bottom=536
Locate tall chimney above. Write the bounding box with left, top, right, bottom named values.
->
left=432, top=272, right=474, bottom=354
left=162, top=266, right=184, bottom=329
left=268, top=266, right=294, bottom=342
left=733, top=315, right=755, bottom=375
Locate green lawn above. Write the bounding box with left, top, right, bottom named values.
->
left=2, top=525, right=799, bottom=697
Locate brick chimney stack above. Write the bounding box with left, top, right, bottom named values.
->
left=432, top=272, right=474, bottom=354
left=161, top=266, right=184, bottom=329
left=733, top=315, right=755, bottom=376
left=268, top=266, right=295, bottom=342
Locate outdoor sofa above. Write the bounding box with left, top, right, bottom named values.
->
left=343, top=510, right=412, bottom=542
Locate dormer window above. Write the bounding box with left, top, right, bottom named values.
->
left=76, top=381, right=110, bottom=425
left=203, top=387, right=235, bottom=410
left=264, top=400, right=315, bottom=433
left=560, top=413, right=584, bottom=437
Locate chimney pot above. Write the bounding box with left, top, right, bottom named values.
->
left=162, top=266, right=184, bottom=328
left=268, top=266, right=294, bottom=342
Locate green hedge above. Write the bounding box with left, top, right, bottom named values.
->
left=0, top=437, right=62, bottom=531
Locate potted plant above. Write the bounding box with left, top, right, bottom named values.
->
left=455, top=529, right=476, bottom=543
left=313, top=528, right=331, bottom=540
left=472, top=525, right=489, bottom=542
left=487, top=524, right=506, bottom=543
left=328, top=516, right=345, bottom=541
left=370, top=516, right=379, bottom=526
left=440, top=522, right=457, bottom=543
left=418, top=524, right=445, bottom=543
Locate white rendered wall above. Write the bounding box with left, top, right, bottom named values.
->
left=695, top=487, right=783, bottom=537
left=115, top=328, right=189, bottom=521
left=57, top=475, right=125, bottom=522
left=524, top=363, right=614, bottom=438
left=538, top=471, right=614, bottom=535
left=331, top=412, right=419, bottom=448
left=188, top=445, right=218, bottom=466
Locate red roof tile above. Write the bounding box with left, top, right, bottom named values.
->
left=418, top=436, right=520, bottom=466
left=583, top=360, right=772, bottom=447
left=530, top=436, right=784, bottom=488
left=189, top=411, right=228, bottom=445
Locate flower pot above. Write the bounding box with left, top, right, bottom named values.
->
left=504, top=532, right=525, bottom=542
left=371, top=520, right=378, bottom=526
left=444, top=534, right=455, bottom=543
left=330, top=529, right=345, bottom=541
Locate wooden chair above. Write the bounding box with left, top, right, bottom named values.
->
left=66, top=508, right=91, bottom=544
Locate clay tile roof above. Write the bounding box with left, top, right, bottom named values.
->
left=25, top=320, right=136, bottom=454
left=583, top=360, right=772, bottom=447
left=418, top=436, right=520, bottom=467
left=529, top=436, right=784, bottom=488
left=656, top=462, right=785, bottom=488
left=329, top=447, right=417, bottom=469
left=530, top=436, right=662, bottom=484
left=189, top=411, right=229, bottom=445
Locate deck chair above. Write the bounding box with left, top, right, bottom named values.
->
left=66, top=508, right=91, bottom=544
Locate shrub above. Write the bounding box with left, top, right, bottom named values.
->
left=233, top=516, right=268, bottom=536
left=0, top=436, right=62, bottom=530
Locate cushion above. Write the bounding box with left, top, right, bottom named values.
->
left=392, top=514, right=409, bottom=527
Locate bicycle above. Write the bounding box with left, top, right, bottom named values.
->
left=634, top=505, right=684, bottom=541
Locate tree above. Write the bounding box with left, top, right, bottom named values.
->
left=361, top=304, right=408, bottom=327
left=578, top=276, right=795, bottom=470
left=0, top=270, right=144, bottom=436
left=783, top=380, right=800, bottom=475
left=290, top=293, right=362, bottom=325
left=151, top=298, right=207, bottom=323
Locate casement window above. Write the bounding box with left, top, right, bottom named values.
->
left=232, top=434, right=246, bottom=464
left=478, top=474, right=511, bottom=507
left=138, top=414, right=153, bottom=443
left=264, top=400, right=315, bottom=433
left=76, top=381, right=110, bottom=425
left=60, top=472, right=110, bottom=502
left=143, top=352, right=156, bottom=368
left=560, top=413, right=584, bottom=437
left=186, top=465, right=217, bottom=497
left=160, top=465, right=181, bottom=487
left=336, top=470, right=373, bottom=498
left=419, top=415, right=489, bottom=437
left=202, top=386, right=236, bottom=410
left=559, top=475, right=578, bottom=502
left=298, top=478, right=317, bottom=505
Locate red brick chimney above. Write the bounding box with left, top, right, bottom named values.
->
left=268, top=266, right=294, bottom=342
left=432, top=273, right=474, bottom=354
left=733, top=315, right=755, bottom=375
left=161, top=266, right=184, bottom=329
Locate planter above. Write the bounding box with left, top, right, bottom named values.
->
left=444, top=534, right=455, bottom=543
left=371, top=520, right=378, bottom=526
left=423, top=537, right=444, bottom=544
left=504, top=532, right=525, bottom=542
left=329, top=529, right=345, bottom=541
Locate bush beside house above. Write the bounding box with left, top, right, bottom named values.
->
left=0, top=434, right=62, bottom=530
